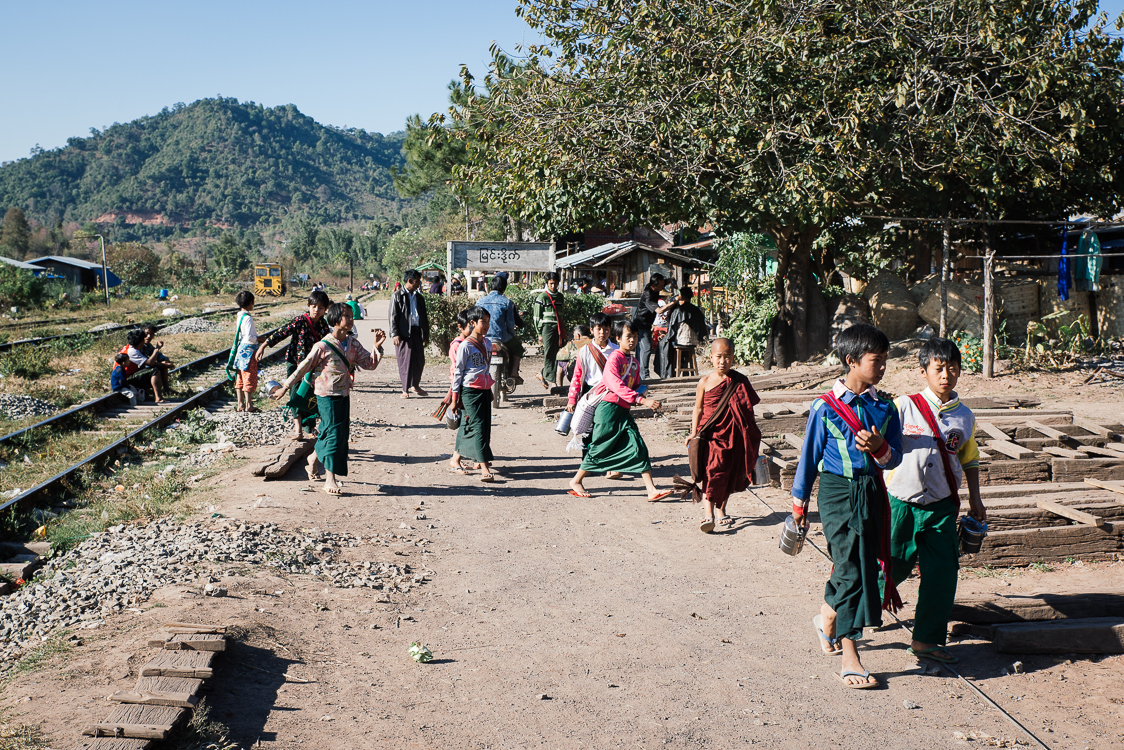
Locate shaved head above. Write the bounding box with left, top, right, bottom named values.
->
left=711, top=337, right=734, bottom=354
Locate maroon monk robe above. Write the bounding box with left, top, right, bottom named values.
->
left=697, top=370, right=762, bottom=510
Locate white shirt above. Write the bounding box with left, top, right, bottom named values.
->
left=238, top=312, right=258, bottom=345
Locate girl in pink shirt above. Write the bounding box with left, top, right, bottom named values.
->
left=568, top=319, right=672, bottom=501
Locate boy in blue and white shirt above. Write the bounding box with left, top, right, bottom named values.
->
left=884, top=337, right=987, bottom=664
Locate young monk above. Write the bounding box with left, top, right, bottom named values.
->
left=272, top=303, right=385, bottom=495
left=678, top=338, right=762, bottom=533
left=568, top=319, right=673, bottom=501
left=257, top=290, right=331, bottom=438
left=884, top=337, right=986, bottom=664
left=791, top=323, right=903, bottom=689
left=451, top=306, right=497, bottom=482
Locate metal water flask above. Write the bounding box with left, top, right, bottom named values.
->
left=779, top=514, right=808, bottom=556
left=753, top=455, right=770, bottom=485
left=555, top=409, right=574, bottom=436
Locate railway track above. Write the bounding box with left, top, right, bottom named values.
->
left=0, top=299, right=288, bottom=352
left=0, top=290, right=378, bottom=514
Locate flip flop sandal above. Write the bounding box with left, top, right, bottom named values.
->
left=700, top=518, right=715, bottom=533
left=324, top=487, right=345, bottom=496
left=567, top=489, right=592, bottom=498
left=450, top=466, right=469, bottom=475
left=646, top=490, right=674, bottom=502
left=717, top=515, right=735, bottom=526
left=479, top=475, right=496, bottom=483
left=606, top=472, right=628, bottom=480
left=836, top=669, right=878, bottom=689
left=814, top=615, right=842, bottom=655
left=908, top=646, right=959, bottom=664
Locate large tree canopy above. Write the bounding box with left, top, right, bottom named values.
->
left=454, top=0, right=1124, bottom=364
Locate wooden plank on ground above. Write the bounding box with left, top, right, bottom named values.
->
left=133, top=676, right=203, bottom=697
left=1085, top=478, right=1124, bottom=498
left=74, top=739, right=152, bottom=750
left=83, top=704, right=186, bottom=740
left=993, top=617, right=1124, bottom=654
left=979, top=458, right=1051, bottom=486
left=985, top=502, right=1124, bottom=531
left=252, top=437, right=316, bottom=479
left=962, top=522, right=1123, bottom=566
left=139, top=650, right=215, bottom=678
left=162, top=621, right=226, bottom=634
left=1081, top=446, right=1124, bottom=459
left=985, top=440, right=1034, bottom=460
left=1051, top=457, right=1124, bottom=483
left=1041, top=446, right=1090, bottom=459
left=109, top=689, right=199, bottom=708
left=147, top=633, right=226, bottom=651
left=782, top=433, right=804, bottom=451
left=1026, top=420, right=1068, bottom=441
left=976, top=421, right=1011, bottom=442
left=1037, top=499, right=1104, bottom=526
left=782, top=402, right=810, bottom=417
left=978, top=482, right=1088, bottom=498
left=951, top=591, right=1124, bottom=625
left=1072, top=417, right=1112, bottom=437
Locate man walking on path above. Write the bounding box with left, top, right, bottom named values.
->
left=533, top=271, right=565, bottom=389
left=389, top=269, right=429, bottom=398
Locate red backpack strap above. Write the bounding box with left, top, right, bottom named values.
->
left=907, top=394, right=961, bottom=513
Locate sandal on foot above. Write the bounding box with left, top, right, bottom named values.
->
left=646, top=490, right=674, bottom=502
left=717, top=515, right=735, bottom=526
left=606, top=471, right=627, bottom=480
left=814, top=615, right=841, bottom=655
left=324, top=487, right=345, bottom=496
left=567, top=489, right=592, bottom=498
left=479, top=474, right=495, bottom=483
left=700, top=518, right=715, bottom=533
left=836, top=669, right=878, bottom=689
left=450, top=466, right=468, bottom=475
left=908, top=646, right=959, bottom=664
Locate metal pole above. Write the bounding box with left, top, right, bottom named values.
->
left=982, top=224, right=995, bottom=379
left=940, top=220, right=950, bottom=337
left=349, top=256, right=353, bottom=294
left=99, top=235, right=110, bottom=309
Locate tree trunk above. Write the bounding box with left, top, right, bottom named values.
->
left=770, top=228, right=827, bottom=367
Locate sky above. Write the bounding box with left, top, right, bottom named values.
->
left=0, top=0, right=543, bottom=163
left=2, top=0, right=1123, bottom=165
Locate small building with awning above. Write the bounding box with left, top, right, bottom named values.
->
left=25, top=256, right=122, bottom=294
left=554, top=240, right=705, bottom=295
left=0, top=256, right=48, bottom=275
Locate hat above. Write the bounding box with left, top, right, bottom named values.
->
left=346, top=293, right=353, bottom=300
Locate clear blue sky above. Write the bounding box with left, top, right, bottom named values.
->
left=0, top=0, right=541, bottom=163
left=2, top=1, right=1122, bottom=165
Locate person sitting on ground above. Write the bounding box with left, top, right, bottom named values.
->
left=568, top=319, right=672, bottom=503
left=883, top=337, right=986, bottom=665
left=791, top=323, right=903, bottom=689
left=257, top=290, right=331, bottom=439
left=142, top=325, right=175, bottom=396
left=126, top=328, right=168, bottom=404
left=677, top=338, right=762, bottom=533
left=110, top=352, right=131, bottom=393
left=272, top=304, right=385, bottom=495
left=477, top=274, right=525, bottom=384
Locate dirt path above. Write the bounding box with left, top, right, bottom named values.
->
left=3, top=309, right=1122, bottom=749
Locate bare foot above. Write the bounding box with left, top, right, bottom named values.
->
left=568, top=478, right=590, bottom=497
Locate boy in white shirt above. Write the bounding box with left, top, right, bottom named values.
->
left=884, top=337, right=987, bottom=664
left=230, top=290, right=259, bottom=412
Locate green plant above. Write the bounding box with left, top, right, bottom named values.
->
left=0, top=344, right=53, bottom=380
left=950, top=330, right=983, bottom=373
left=1029, top=561, right=1052, bottom=572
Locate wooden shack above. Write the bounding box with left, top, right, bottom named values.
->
left=554, top=241, right=703, bottom=295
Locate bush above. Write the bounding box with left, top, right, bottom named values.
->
left=0, top=264, right=47, bottom=309
left=0, top=344, right=53, bottom=380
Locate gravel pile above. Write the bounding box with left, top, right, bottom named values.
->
left=0, top=394, right=57, bottom=421
left=161, top=317, right=221, bottom=335
left=199, top=409, right=291, bottom=447
left=87, top=322, right=125, bottom=333
left=0, top=519, right=431, bottom=667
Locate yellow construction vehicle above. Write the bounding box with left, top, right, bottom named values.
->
left=254, top=263, right=284, bottom=297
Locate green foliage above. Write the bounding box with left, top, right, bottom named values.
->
left=0, top=207, right=31, bottom=258
left=0, top=343, right=53, bottom=380
left=424, top=293, right=463, bottom=356
left=725, top=292, right=777, bottom=365
left=0, top=98, right=411, bottom=236
left=0, top=263, right=47, bottom=308
left=949, top=331, right=983, bottom=374
left=106, top=242, right=160, bottom=286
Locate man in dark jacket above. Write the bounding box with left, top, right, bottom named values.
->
left=389, top=269, right=429, bottom=398
left=632, top=273, right=676, bottom=380
left=658, top=286, right=709, bottom=378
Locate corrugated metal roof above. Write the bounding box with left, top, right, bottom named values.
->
left=26, top=255, right=107, bottom=270
left=556, top=241, right=705, bottom=269
left=0, top=256, right=46, bottom=271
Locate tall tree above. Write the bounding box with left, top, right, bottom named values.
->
left=1, top=207, right=31, bottom=259
left=456, top=0, right=1124, bottom=365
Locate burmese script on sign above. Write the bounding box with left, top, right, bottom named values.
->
left=478, top=247, right=522, bottom=264
left=449, top=241, right=556, bottom=272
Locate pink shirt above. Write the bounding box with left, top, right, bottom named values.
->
left=567, top=341, right=619, bottom=406
left=289, top=336, right=381, bottom=398
left=594, top=349, right=643, bottom=408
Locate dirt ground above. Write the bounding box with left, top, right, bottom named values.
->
left=3, top=305, right=1123, bottom=750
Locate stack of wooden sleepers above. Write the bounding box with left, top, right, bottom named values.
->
left=951, top=585, right=1124, bottom=654
left=74, top=622, right=226, bottom=750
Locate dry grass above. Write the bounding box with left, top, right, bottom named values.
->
left=0, top=709, right=49, bottom=750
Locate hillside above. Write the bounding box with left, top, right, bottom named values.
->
left=0, top=98, right=414, bottom=233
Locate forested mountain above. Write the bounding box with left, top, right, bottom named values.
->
left=0, top=98, right=413, bottom=234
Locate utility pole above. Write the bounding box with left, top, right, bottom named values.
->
left=74, top=231, right=110, bottom=308
left=940, top=220, right=950, bottom=337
